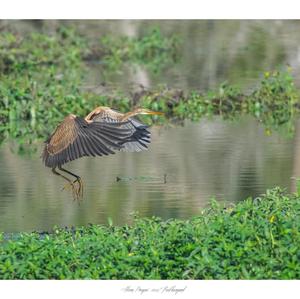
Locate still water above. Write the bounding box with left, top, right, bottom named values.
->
left=0, top=117, right=299, bottom=232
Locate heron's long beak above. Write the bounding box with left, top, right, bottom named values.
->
left=140, top=109, right=164, bottom=116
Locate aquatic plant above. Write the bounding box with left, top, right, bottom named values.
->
left=100, top=27, right=181, bottom=74
left=140, top=68, right=299, bottom=134
left=0, top=27, right=180, bottom=149
left=0, top=27, right=88, bottom=74
left=0, top=26, right=299, bottom=151
left=250, top=69, right=298, bottom=135
left=0, top=187, right=299, bottom=279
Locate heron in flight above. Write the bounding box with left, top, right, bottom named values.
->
left=42, top=106, right=163, bottom=200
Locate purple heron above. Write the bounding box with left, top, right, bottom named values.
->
left=42, top=106, right=163, bottom=200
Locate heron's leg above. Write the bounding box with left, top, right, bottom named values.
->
left=52, top=167, right=78, bottom=200
left=58, top=166, right=83, bottom=199
left=58, top=166, right=80, bottom=180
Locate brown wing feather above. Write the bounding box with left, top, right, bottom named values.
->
left=42, top=115, right=134, bottom=168
left=46, top=115, right=77, bottom=155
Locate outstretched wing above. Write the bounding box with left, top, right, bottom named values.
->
left=42, top=115, right=133, bottom=168
left=91, top=109, right=151, bottom=152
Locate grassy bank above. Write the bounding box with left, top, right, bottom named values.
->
left=0, top=187, right=299, bottom=279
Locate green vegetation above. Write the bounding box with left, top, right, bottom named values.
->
left=0, top=27, right=179, bottom=150
left=0, top=24, right=298, bottom=165
left=100, top=27, right=180, bottom=74
left=0, top=26, right=299, bottom=151
left=141, top=68, right=299, bottom=134
left=0, top=27, right=87, bottom=74
left=0, top=187, right=299, bottom=279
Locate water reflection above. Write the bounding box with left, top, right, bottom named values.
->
left=0, top=117, right=297, bottom=232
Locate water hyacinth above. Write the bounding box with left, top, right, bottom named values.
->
left=0, top=26, right=299, bottom=150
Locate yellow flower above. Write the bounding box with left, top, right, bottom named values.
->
left=269, top=215, right=276, bottom=223
left=265, top=128, right=272, bottom=136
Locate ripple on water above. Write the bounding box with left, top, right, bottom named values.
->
left=0, top=118, right=297, bottom=231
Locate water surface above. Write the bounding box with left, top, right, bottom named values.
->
left=0, top=117, right=299, bottom=232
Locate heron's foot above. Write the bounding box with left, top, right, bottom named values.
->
left=61, top=182, right=78, bottom=200
left=72, top=177, right=83, bottom=200
left=61, top=178, right=83, bottom=201
left=61, top=182, right=74, bottom=192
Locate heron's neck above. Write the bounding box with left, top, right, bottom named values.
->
left=121, top=109, right=142, bottom=121
left=84, top=107, right=102, bottom=122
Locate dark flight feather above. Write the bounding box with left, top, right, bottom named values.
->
left=42, top=115, right=133, bottom=168
left=91, top=111, right=151, bottom=152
